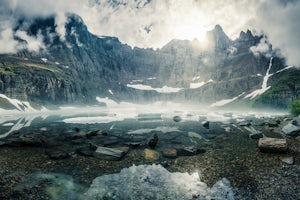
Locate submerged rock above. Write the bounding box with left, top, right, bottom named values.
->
left=162, top=148, right=177, bottom=158
left=282, top=124, right=300, bottom=136
left=280, top=157, right=294, bottom=165
left=46, top=150, right=70, bottom=160
left=258, top=138, right=287, bottom=153
left=178, top=146, right=206, bottom=156
left=144, top=148, right=160, bottom=161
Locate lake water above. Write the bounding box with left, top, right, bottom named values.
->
left=0, top=104, right=299, bottom=199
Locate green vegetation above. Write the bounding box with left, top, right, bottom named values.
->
left=289, top=100, right=300, bottom=116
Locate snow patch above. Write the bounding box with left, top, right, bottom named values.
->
left=210, top=93, right=245, bottom=107
left=190, top=79, right=213, bottom=89
left=41, top=58, right=47, bottom=63
left=127, top=84, right=183, bottom=93
left=192, top=76, right=201, bottom=81
left=85, top=164, right=234, bottom=200
left=0, top=93, right=37, bottom=112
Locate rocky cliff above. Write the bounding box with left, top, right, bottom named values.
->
left=0, top=14, right=299, bottom=109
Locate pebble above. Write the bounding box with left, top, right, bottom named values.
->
left=280, top=157, right=294, bottom=165
left=162, top=148, right=177, bottom=158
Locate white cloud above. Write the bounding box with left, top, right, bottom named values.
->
left=15, top=30, right=45, bottom=52
left=0, top=0, right=299, bottom=67
left=250, top=37, right=271, bottom=57
left=0, top=28, right=19, bottom=54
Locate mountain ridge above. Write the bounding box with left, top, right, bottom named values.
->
left=0, top=14, right=299, bottom=110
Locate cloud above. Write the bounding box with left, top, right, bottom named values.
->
left=0, top=0, right=299, bottom=66
left=250, top=37, right=272, bottom=57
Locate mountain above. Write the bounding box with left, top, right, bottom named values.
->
left=0, top=14, right=299, bottom=110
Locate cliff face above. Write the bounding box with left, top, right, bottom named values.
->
left=0, top=14, right=298, bottom=109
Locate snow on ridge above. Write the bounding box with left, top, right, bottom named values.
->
left=108, top=89, right=114, bottom=95
left=190, top=79, right=213, bottom=89
left=245, top=58, right=294, bottom=100
left=210, top=92, right=245, bottom=107
left=127, top=84, right=183, bottom=93
left=192, top=76, right=201, bottom=81
left=41, top=58, right=48, bottom=63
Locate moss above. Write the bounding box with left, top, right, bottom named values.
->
left=289, top=100, right=300, bottom=116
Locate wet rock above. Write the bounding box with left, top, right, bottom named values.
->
left=94, top=146, right=129, bottom=160
left=258, top=138, right=287, bottom=153
left=178, top=146, right=206, bottom=156
left=125, top=142, right=141, bottom=148
left=290, top=120, right=298, bottom=126
left=249, top=133, right=264, bottom=139
left=86, top=130, right=100, bottom=138
left=215, top=134, right=229, bottom=141
left=0, top=141, right=5, bottom=146
left=144, top=148, right=160, bottom=161
left=162, top=148, right=177, bottom=158
left=281, top=157, right=294, bottom=165
left=76, top=147, right=94, bottom=157
left=202, top=121, right=210, bottom=129
left=46, top=150, right=70, bottom=160
left=281, top=124, right=300, bottom=136
left=268, top=119, right=280, bottom=127
left=147, top=133, right=158, bottom=148
left=206, top=134, right=217, bottom=139
left=173, top=116, right=182, bottom=122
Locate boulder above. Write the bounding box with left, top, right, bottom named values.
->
left=144, top=148, right=160, bottom=161
left=290, top=119, right=298, bottom=126
left=173, top=116, right=182, bottom=122
left=201, top=121, right=210, bottom=129
left=281, top=124, right=300, bottom=136
left=162, top=148, right=177, bottom=158
left=268, top=119, right=280, bottom=127
left=76, top=147, right=95, bottom=157
left=258, top=138, right=287, bottom=153
left=147, top=133, right=158, bottom=148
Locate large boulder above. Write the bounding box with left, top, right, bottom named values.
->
left=281, top=124, right=300, bottom=136
left=258, top=138, right=287, bottom=153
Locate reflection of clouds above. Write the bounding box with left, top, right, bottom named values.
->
left=0, top=115, right=38, bottom=138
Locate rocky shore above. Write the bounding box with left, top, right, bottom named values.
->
left=0, top=114, right=299, bottom=199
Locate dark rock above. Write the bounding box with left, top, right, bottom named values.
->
left=86, top=130, right=100, bottom=138
left=268, top=119, right=279, bottom=127
left=147, top=133, right=158, bottom=148
left=202, top=121, right=210, bottom=129
left=125, top=142, right=141, bottom=148
left=76, top=147, right=95, bottom=157
left=281, top=124, right=300, bottom=136
left=178, top=146, right=206, bottom=156
left=173, top=116, right=182, bottom=122
left=249, top=133, right=264, bottom=139
left=5, top=135, right=45, bottom=147
left=290, top=120, right=298, bottom=126
left=72, top=130, right=87, bottom=139
left=46, top=150, right=70, bottom=159
left=162, top=148, right=177, bottom=158
left=258, top=138, right=287, bottom=153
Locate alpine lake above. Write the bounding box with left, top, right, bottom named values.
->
left=0, top=106, right=299, bottom=200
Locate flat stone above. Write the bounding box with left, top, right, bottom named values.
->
left=125, top=142, right=141, bottom=148
left=162, top=148, right=177, bottom=158
left=144, top=148, right=160, bottom=161
left=258, top=138, right=287, bottom=153
left=280, top=156, right=294, bottom=165
left=94, top=146, right=128, bottom=159
left=282, top=124, right=300, bottom=136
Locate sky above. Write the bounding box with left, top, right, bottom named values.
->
left=0, top=0, right=300, bottom=66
